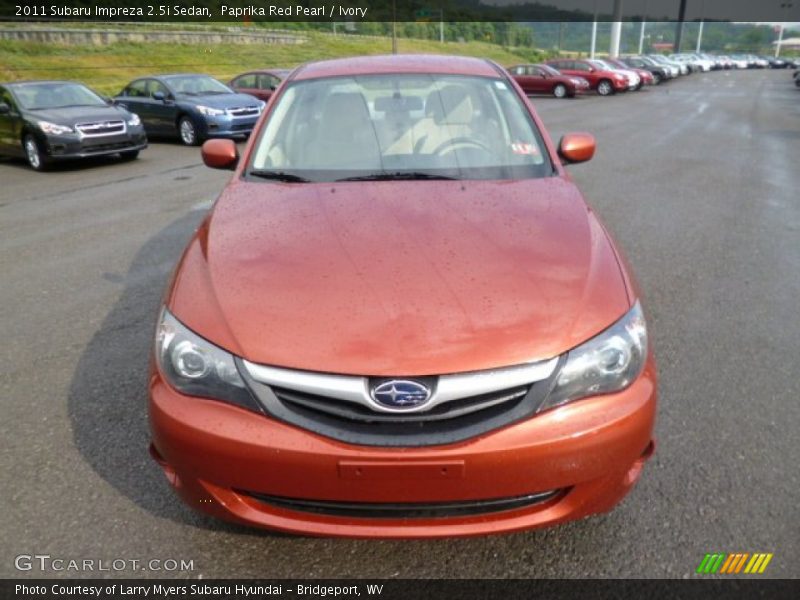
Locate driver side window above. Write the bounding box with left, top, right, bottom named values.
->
left=234, top=74, right=257, bottom=88
left=146, top=80, right=169, bottom=99
left=0, top=88, right=18, bottom=113
left=125, top=81, right=148, bottom=98
left=259, top=75, right=280, bottom=90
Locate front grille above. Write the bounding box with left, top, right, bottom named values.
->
left=273, top=386, right=529, bottom=423
left=239, top=489, right=565, bottom=519
left=228, top=106, right=260, bottom=117
left=238, top=356, right=564, bottom=447
left=231, top=123, right=254, bottom=131
left=75, top=120, right=126, bottom=137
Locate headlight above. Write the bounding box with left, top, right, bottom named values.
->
left=539, top=302, right=648, bottom=412
left=196, top=105, right=226, bottom=117
left=127, top=113, right=141, bottom=127
left=155, top=309, right=258, bottom=411
left=37, top=121, right=73, bottom=135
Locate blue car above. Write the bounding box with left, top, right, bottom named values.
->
left=114, top=74, right=264, bottom=146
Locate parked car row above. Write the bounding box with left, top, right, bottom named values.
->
left=509, top=53, right=705, bottom=98
left=509, top=52, right=800, bottom=100
left=0, top=68, right=293, bottom=170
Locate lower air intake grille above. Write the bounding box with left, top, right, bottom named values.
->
left=239, top=489, right=565, bottom=519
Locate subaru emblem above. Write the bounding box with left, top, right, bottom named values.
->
left=372, top=380, right=431, bottom=410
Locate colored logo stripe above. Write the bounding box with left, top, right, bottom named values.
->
left=697, top=553, right=773, bottom=574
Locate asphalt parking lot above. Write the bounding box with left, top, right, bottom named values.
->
left=1, top=69, right=798, bottom=579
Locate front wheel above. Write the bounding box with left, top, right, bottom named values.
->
left=178, top=116, right=200, bottom=146
left=652, top=73, right=662, bottom=85
left=23, top=134, right=49, bottom=171
left=597, top=79, right=614, bottom=96
left=553, top=83, right=567, bottom=98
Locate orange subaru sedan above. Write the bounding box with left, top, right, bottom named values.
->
left=149, top=55, right=657, bottom=538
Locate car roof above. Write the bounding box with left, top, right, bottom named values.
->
left=293, top=54, right=501, bottom=81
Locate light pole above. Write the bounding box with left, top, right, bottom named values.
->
left=638, top=0, right=648, bottom=54
left=391, top=0, right=397, bottom=54
left=696, top=20, right=704, bottom=52
left=609, top=0, right=624, bottom=58
left=675, top=0, right=688, bottom=52
left=775, top=23, right=785, bottom=58
left=696, top=0, right=706, bottom=53
left=590, top=0, right=598, bottom=59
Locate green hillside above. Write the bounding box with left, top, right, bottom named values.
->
left=0, top=31, right=547, bottom=94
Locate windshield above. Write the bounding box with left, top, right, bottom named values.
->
left=163, top=75, right=232, bottom=96
left=249, top=74, right=552, bottom=182
left=13, top=82, right=106, bottom=110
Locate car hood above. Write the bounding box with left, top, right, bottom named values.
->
left=26, top=105, right=131, bottom=126
left=177, top=93, right=260, bottom=108
left=168, top=178, right=632, bottom=376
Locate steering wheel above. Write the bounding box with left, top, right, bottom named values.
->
left=432, top=137, right=494, bottom=157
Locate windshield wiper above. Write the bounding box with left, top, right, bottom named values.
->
left=248, top=169, right=311, bottom=183
left=335, top=171, right=459, bottom=182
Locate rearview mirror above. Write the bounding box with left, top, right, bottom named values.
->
left=152, top=91, right=166, bottom=101
left=201, top=139, right=239, bottom=170
left=0, top=102, right=10, bottom=114
left=558, top=132, right=596, bottom=165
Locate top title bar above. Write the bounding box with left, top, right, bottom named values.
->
left=0, top=1, right=799, bottom=23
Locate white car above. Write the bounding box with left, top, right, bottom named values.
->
left=729, top=55, right=750, bottom=69
left=671, top=54, right=711, bottom=72
left=648, top=55, right=684, bottom=77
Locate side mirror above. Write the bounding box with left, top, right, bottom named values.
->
left=0, top=102, right=10, bottom=114
left=558, top=132, right=596, bottom=165
left=269, top=85, right=277, bottom=91
left=152, top=91, right=166, bottom=101
left=201, top=139, right=239, bottom=170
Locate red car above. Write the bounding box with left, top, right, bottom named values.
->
left=150, top=54, right=657, bottom=538
left=604, top=58, right=656, bottom=86
left=229, top=69, right=291, bottom=102
left=546, top=58, right=629, bottom=96
left=508, top=64, right=590, bottom=98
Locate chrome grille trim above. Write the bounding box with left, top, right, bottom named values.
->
left=228, top=106, right=260, bottom=117
left=241, top=358, right=559, bottom=415
left=75, top=120, right=126, bottom=137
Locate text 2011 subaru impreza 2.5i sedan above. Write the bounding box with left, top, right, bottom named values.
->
left=149, top=55, right=657, bottom=538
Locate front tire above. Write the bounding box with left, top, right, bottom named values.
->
left=23, top=134, right=49, bottom=171
left=597, top=79, right=614, bottom=96
left=652, top=72, right=662, bottom=85
left=553, top=83, right=567, bottom=98
left=178, top=116, right=199, bottom=146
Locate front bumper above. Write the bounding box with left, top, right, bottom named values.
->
left=612, top=79, right=629, bottom=91
left=200, top=114, right=259, bottom=138
left=44, top=129, right=147, bottom=159
left=149, top=354, right=657, bottom=538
